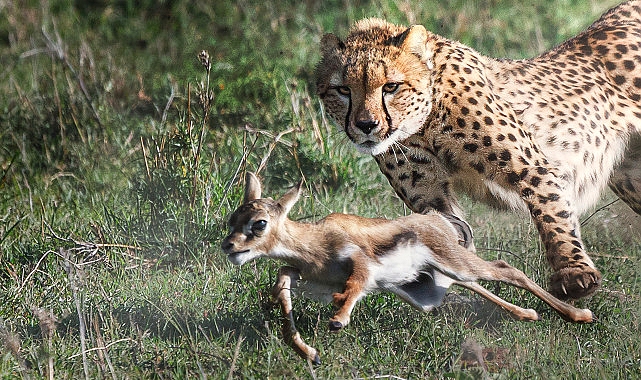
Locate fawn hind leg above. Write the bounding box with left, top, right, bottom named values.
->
left=456, top=281, right=540, bottom=321
left=476, top=260, right=594, bottom=323
left=610, top=135, right=641, bottom=215
left=272, top=266, right=321, bottom=364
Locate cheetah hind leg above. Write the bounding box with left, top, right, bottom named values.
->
left=609, top=135, right=641, bottom=216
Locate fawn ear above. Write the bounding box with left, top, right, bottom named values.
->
left=278, top=179, right=303, bottom=215
left=243, top=172, right=262, bottom=203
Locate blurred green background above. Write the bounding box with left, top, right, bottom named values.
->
left=1, top=0, right=639, bottom=378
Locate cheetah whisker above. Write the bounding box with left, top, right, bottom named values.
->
left=391, top=142, right=411, bottom=165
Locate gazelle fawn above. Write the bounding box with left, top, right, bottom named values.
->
left=221, top=173, right=594, bottom=364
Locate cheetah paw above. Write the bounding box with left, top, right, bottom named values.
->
left=549, top=266, right=602, bottom=300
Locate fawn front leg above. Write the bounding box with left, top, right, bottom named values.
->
left=272, top=266, right=321, bottom=365
left=329, top=264, right=368, bottom=331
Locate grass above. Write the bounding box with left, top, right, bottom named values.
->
left=1, top=0, right=639, bottom=378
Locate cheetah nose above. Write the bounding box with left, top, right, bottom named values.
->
left=355, top=120, right=378, bottom=135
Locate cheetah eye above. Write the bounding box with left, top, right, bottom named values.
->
left=382, top=82, right=400, bottom=94
left=335, top=86, right=351, bottom=96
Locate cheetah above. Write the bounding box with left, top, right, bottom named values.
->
left=316, top=1, right=641, bottom=300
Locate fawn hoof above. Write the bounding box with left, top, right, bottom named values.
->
left=328, top=320, right=344, bottom=331
left=311, top=353, right=321, bottom=365
left=533, top=311, right=542, bottom=321
left=518, top=308, right=540, bottom=322
left=549, top=266, right=601, bottom=300
left=579, top=309, right=596, bottom=324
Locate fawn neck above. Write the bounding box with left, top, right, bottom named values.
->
left=271, top=218, right=350, bottom=275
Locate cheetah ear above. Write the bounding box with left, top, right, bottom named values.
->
left=243, top=172, right=262, bottom=203
left=400, top=25, right=434, bottom=70
left=321, top=33, right=345, bottom=55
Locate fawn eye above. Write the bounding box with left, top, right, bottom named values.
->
left=382, top=82, right=400, bottom=94
left=251, top=220, right=267, bottom=234
left=334, top=86, right=350, bottom=96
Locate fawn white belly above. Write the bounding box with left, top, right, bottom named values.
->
left=368, top=242, right=457, bottom=311
left=369, top=243, right=448, bottom=289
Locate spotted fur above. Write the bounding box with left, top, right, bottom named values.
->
left=316, top=1, right=641, bottom=300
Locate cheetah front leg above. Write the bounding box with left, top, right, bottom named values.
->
left=515, top=166, right=602, bottom=300
left=373, top=152, right=475, bottom=250
left=374, top=153, right=463, bottom=215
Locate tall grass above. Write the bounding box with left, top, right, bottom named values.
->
left=1, top=0, right=639, bottom=378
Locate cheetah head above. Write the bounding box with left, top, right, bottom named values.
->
left=316, top=18, right=435, bottom=155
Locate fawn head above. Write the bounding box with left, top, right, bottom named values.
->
left=221, top=172, right=302, bottom=265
